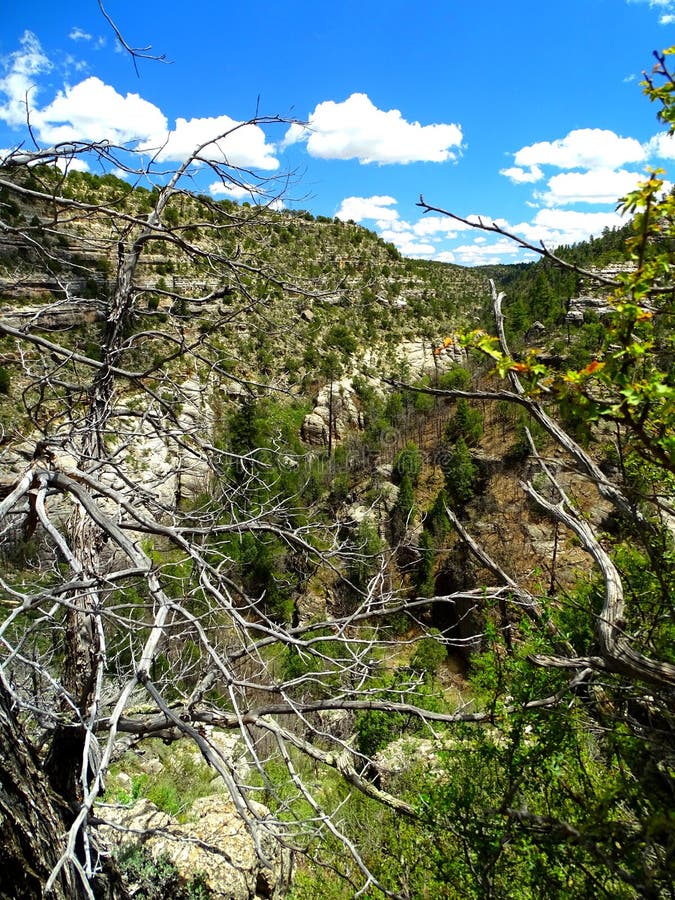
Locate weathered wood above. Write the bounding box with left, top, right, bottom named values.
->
left=0, top=678, right=80, bottom=899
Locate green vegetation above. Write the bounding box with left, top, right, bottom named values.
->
left=117, top=846, right=211, bottom=900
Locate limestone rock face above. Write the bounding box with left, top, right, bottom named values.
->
left=302, top=378, right=362, bottom=446
left=99, top=795, right=293, bottom=899
left=1, top=298, right=106, bottom=329
left=565, top=294, right=614, bottom=324
left=395, top=337, right=468, bottom=376
left=301, top=411, right=329, bottom=446
left=565, top=263, right=636, bottom=324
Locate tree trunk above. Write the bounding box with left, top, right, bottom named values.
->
left=0, top=679, right=81, bottom=899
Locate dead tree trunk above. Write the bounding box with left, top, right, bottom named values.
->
left=0, top=678, right=82, bottom=899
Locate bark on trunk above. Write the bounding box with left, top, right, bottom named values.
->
left=0, top=679, right=81, bottom=899
left=0, top=679, right=130, bottom=898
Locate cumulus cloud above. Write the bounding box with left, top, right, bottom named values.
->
left=627, top=0, right=675, bottom=19
left=451, top=237, right=529, bottom=266
left=34, top=76, right=168, bottom=145
left=536, top=168, right=646, bottom=206
left=209, top=181, right=258, bottom=199
left=378, top=231, right=437, bottom=257
left=500, top=164, right=543, bottom=184
left=334, top=197, right=493, bottom=260
left=627, top=0, right=674, bottom=7
left=284, top=93, right=462, bottom=164
left=207, top=180, right=284, bottom=204
left=513, top=128, right=645, bottom=171
left=0, top=30, right=52, bottom=127
left=332, top=190, right=626, bottom=263
left=154, top=115, right=279, bottom=169
left=411, top=215, right=473, bottom=237
left=69, top=28, right=92, bottom=42
left=514, top=208, right=627, bottom=247
left=626, top=0, right=675, bottom=19
left=648, top=131, right=675, bottom=158
left=54, top=156, right=90, bottom=173
left=335, top=195, right=399, bottom=221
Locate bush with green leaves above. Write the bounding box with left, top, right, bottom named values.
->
left=392, top=442, right=423, bottom=486
left=117, top=846, right=211, bottom=900
left=409, top=630, right=447, bottom=676
left=354, top=669, right=446, bottom=757
left=437, top=365, right=471, bottom=391
left=441, top=436, right=477, bottom=511
left=444, top=397, right=483, bottom=447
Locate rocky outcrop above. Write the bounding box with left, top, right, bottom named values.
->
left=302, top=377, right=363, bottom=446
left=1, top=298, right=106, bottom=329
left=99, top=795, right=293, bottom=899
left=565, top=294, right=614, bottom=324
left=395, top=336, right=468, bottom=376
left=565, top=263, right=635, bottom=324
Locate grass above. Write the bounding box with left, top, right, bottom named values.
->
left=107, top=737, right=218, bottom=819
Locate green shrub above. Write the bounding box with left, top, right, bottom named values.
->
left=444, top=398, right=483, bottom=447
left=437, top=366, right=471, bottom=391
left=410, top=631, right=447, bottom=675
left=117, top=846, right=211, bottom=899
left=442, top=437, right=477, bottom=511
left=392, top=442, right=423, bottom=486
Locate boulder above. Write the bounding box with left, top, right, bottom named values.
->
left=301, top=411, right=329, bottom=446
left=394, top=337, right=468, bottom=376
left=99, top=795, right=293, bottom=899
left=301, top=378, right=362, bottom=446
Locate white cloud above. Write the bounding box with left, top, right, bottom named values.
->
left=514, top=208, right=627, bottom=247
left=452, top=238, right=530, bottom=266
left=69, top=28, right=92, bottom=42
left=649, top=131, right=675, bottom=158
left=0, top=31, right=52, bottom=127
left=1, top=33, right=279, bottom=171
left=335, top=195, right=399, bottom=221
left=627, top=0, right=675, bottom=18
left=335, top=201, right=511, bottom=262
left=536, top=168, right=646, bottom=206
left=284, top=93, right=463, bottom=164
left=209, top=181, right=258, bottom=199
left=514, top=128, right=645, bottom=171
left=153, top=115, right=279, bottom=169
left=627, top=0, right=675, bottom=16
left=34, top=76, right=168, bottom=145
left=208, top=180, right=280, bottom=201
left=500, top=164, right=543, bottom=184
left=379, top=232, right=436, bottom=257
left=54, top=156, right=90, bottom=173
left=627, top=0, right=674, bottom=9
left=1, top=38, right=279, bottom=170
left=412, top=215, right=473, bottom=237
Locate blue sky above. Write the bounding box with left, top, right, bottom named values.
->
left=2, top=0, right=675, bottom=265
